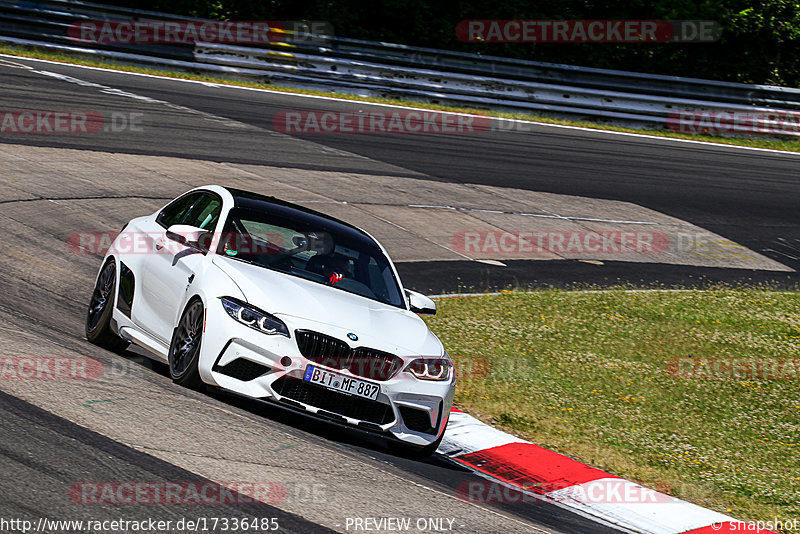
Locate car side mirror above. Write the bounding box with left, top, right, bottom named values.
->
left=406, top=290, right=437, bottom=316
left=166, top=224, right=213, bottom=254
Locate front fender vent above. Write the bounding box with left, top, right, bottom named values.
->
left=213, top=358, right=271, bottom=382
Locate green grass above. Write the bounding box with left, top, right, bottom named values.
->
left=425, top=289, right=800, bottom=528
left=3, top=42, right=800, bottom=153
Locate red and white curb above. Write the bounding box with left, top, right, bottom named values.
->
left=438, top=408, right=775, bottom=534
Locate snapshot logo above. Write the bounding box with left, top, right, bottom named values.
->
left=0, top=356, right=104, bottom=380
left=724, top=519, right=800, bottom=532
left=667, top=357, right=800, bottom=380
left=273, top=110, right=491, bottom=134
left=457, top=480, right=675, bottom=504
left=452, top=230, right=670, bottom=255
left=0, top=111, right=143, bottom=134
left=667, top=110, right=800, bottom=136
left=456, top=20, right=721, bottom=43
left=68, top=20, right=334, bottom=44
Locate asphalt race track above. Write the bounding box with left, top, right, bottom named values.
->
left=0, top=390, right=333, bottom=533
left=0, top=55, right=798, bottom=533
left=2, top=56, right=798, bottom=291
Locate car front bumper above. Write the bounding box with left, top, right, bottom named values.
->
left=198, top=303, right=455, bottom=447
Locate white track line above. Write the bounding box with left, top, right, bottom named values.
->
left=430, top=288, right=798, bottom=298
left=2, top=52, right=800, bottom=158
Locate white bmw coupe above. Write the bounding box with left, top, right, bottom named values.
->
left=86, top=185, right=455, bottom=456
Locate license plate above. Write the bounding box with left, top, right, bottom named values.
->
left=303, top=365, right=380, bottom=401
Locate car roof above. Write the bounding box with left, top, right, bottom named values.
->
left=223, top=187, right=375, bottom=245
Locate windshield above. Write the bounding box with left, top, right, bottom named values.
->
left=217, top=208, right=405, bottom=308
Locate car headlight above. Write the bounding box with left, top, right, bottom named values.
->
left=405, top=357, right=452, bottom=381
left=220, top=297, right=289, bottom=337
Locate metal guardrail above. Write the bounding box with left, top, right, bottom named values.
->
left=2, top=0, right=800, bottom=130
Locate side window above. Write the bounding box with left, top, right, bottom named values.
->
left=156, top=192, right=222, bottom=230
left=182, top=193, right=222, bottom=230
left=156, top=193, right=201, bottom=229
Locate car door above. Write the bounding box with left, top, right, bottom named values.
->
left=134, top=191, right=222, bottom=344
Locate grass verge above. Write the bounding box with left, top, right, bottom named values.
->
left=425, top=288, right=800, bottom=528
left=2, top=42, right=800, bottom=153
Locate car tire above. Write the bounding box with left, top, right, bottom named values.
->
left=168, top=299, right=205, bottom=389
left=86, top=260, right=130, bottom=353
left=389, top=432, right=444, bottom=460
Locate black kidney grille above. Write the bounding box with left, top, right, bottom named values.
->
left=295, top=330, right=403, bottom=381
left=296, top=330, right=351, bottom=360
left=272, top=376, right=395, bottom=425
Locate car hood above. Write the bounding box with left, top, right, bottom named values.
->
left=212, top=256, right=443, bottom=356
